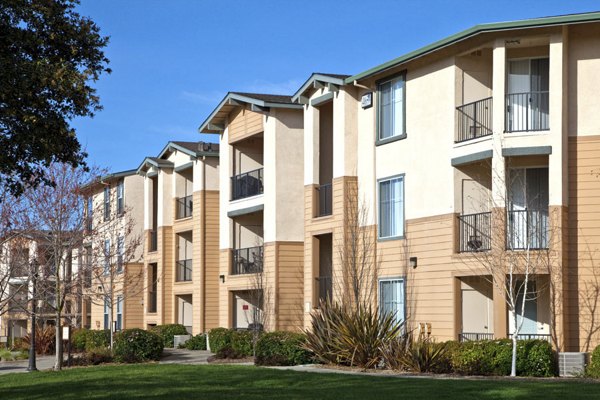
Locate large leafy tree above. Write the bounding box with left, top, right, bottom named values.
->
left=0, top=0, right=110, bottom=195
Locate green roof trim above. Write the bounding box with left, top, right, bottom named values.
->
left=345, top=11, right=600, bottom=83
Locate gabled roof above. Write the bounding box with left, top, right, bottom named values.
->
left=136, top=157, right=174, bottom=175
left=291, top=73, right=350, bottom=103
left=156, top=141, right=219, bottom=159
left=198, top=92, right=303, bottom=134
left=346, top=11, right=600, bottom=83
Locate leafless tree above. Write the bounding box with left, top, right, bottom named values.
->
left=83, top=181, right=143, bottom=349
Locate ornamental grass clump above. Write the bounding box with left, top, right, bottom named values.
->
left=304, top=299, right=403, bottom=369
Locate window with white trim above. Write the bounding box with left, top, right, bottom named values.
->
left=377, top=73, right=406, bottom=141
left=116, top=180, right=124, bottom=216
left=103, top=186, right=110, bottom=221
left=116, top=295, right=123, bottom=331
left=379, top=278, right=405, bottom=325
left=378, top=176, right=404, bottom=239
left=103, top=239, right=110, bottom=275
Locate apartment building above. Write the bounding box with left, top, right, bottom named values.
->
left=0, top=232, right=83, bottom=340
left=137, top=141, right=219, bottom=334
left=84, top=170, right=145, bottom=332
left=199, top=93, right=304, bottom=331
left=294, top=12, right=600, bottom=352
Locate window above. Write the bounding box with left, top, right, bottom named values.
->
left=116, top=180, right=124, bottom=216
left=377, top=73, right=406, bottom=142
left=86, top=196, right=93, bottom=231
left=104, top=239, right=110, bottom=275
left=116, top=236, right=124, bottom=274
left=378, top=176, right=404, bottom=239
left=379, top=278, right=405, bottom=325
left=116, top=296, right=123, bottom=331
left=103, top=186, right=110, bottom=221
left=103, top=298, right=109, bottom=330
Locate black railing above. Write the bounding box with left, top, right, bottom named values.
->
left=506, top=209, right=549, bottom=250
left=176, top=195, right=193, bottom=219
left=317, top=183, right=332, bottom=217
left=510, top=333, right=551, bottom=342
left=455, top=97, right=493, bottom=143
left=231, top=168, right=264, bottom=201
left=232, top=246, right=263, bottom=275
left=459, top=332, right=495, bottom=342
left=148, top=291, right=157, bottom=313
left=176, top=259, right=192, bottom=282
left=149, top=230, right=157, bottom=252
left=316, top=275, right=332, bottom=302
left=458, top=212, right=491, bottom=253
left=506, top=91, right=549, bottom=133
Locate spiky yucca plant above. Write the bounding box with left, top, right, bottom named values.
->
left=304, top=299, right=403, bottom=369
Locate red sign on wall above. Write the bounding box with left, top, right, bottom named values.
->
left=242, top=305, right=249, bottom=310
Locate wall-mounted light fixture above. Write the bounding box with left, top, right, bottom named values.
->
left=219, top=274, right=225, bottom=283
left=97, top=285, right=103, bottom=293
left=410, top=257, right=418, bottom=269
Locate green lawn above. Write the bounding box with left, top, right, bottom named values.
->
left=0, top=364, right=599, bottom=399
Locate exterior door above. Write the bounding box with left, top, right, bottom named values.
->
left=462, top=289, right=492, bottom=334
left=507, top=60, right=530, bottom=132
left=515, top=282, right=538, bottom=335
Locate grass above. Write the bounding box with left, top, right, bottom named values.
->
left=0, top=364, right=599, bottom=399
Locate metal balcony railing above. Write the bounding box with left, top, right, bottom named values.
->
left=459, top=332, right=495, bottom=342
left=176, top=259, right=192, bottom=282
left=147, top=291, right=157, bottom=313
left=149, top=230, right=157, bottom=252
left=317, top=183, right=332, bottom=217
left=232, top=246, right=263, bottom=275
left=506, top=91, right=549, bottom=133
left=510, top=333, right=551, bottom=342
left=315, top=275, right=332, bottom=302
left=457, top=212, right=491, bottom=253
left=231, top=168, right=264, bottom=201
left=506, top=209, right=549, bottom=250
left=176, top=195, right=193, bottom=219
left=455, top=97, right=493, bottom=143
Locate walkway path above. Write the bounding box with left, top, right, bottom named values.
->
left=0, top=356, right=55, bottom=375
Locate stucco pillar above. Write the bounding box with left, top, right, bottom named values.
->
left=491, top=39, right=507, bottom=207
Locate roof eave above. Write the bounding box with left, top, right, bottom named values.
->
left=291, top=73, right=347, bottom=103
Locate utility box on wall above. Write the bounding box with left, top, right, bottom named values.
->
left=558, top=352, right=587, bottom=377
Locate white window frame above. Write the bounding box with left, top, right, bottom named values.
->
left=116, top=295, right=123, bottom=331
left=378, top=277, right=406, bottom=325
left=116, top=180, right=124, bottom=216
left=116, top=236, right=124, bottom=274
left=378, top=174, right=405, bottom=240
left=103, top=239, right=110, bottom=275
left=103, top=185, right=110, bottom=221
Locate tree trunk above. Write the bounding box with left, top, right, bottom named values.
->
left=54, top=312, right=63, bottom=371
left=511, top=334, right=517, bottom=377
left=109, top=301, right=114, bottom=350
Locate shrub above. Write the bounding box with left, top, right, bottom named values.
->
left=255, top=331, right=313, bottom=366
left=209, top=328, right=232, bottom=353
left=587, top=345, right=600, bottom=378
left=71, top=329, right=88, bottom=352
left=185, top=334, right=207, bottom=350
left=215, top=346, right=246, bottom=360
left=304, top=300, right=403, bottom=369
left=450, top=339, right=555, bottom=377
left=150, top=324, right=189, bottom=348
left=397, top=337, right=451, bottom=373
left=85, top=330, right=111, bottom=351
left=113, top=328, right=163, bottom=363
left=86, top=347, right=114, bottom=365
left=22, top=326, right=55, bottom=355
left=230, top=330, right=254, bottom=357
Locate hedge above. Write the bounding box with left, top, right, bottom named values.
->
left=208, top=328, right=233, bottom=353
left=184, top=333, right=207, bottom=351
left=230, top=330, right=254, bottom=357
left=450, top=339, right=555, bottom=377
left=113, top=329, right=163, bottom=363
left=85, top=330, right=111, bottom=351
left=150, top=324, right=189, bottom=348
left=255, top=331, right=313, bottom=366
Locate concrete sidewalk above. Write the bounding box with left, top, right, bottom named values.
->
left=0, top=356, right=55, bottom=375
left=159, top=348, right=212, bottom=365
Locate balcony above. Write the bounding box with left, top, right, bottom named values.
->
left=232, top=246, right=263, bottom=275
left=315, top=275, right=332, bottom=303
left=506, top=209, right=549, bottom=250
left=176, top=259, right=192, bottom=282
left=505, top=91, right=549, bottom=133
left=457, top=212, right=491, bottom=253
left=149, top=230, right=157, bottom=252
left=231, top=168, right=263, bottom=201
left=176, top=195, right=193, bottom=219
left=316, top=183, right=332, bottom=217
left=459, top=332, right=494, bottom=342
left=455, top=97, right=493, bottom=143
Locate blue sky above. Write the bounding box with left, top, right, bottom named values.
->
left=73, top=0, right=600, bottom=172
